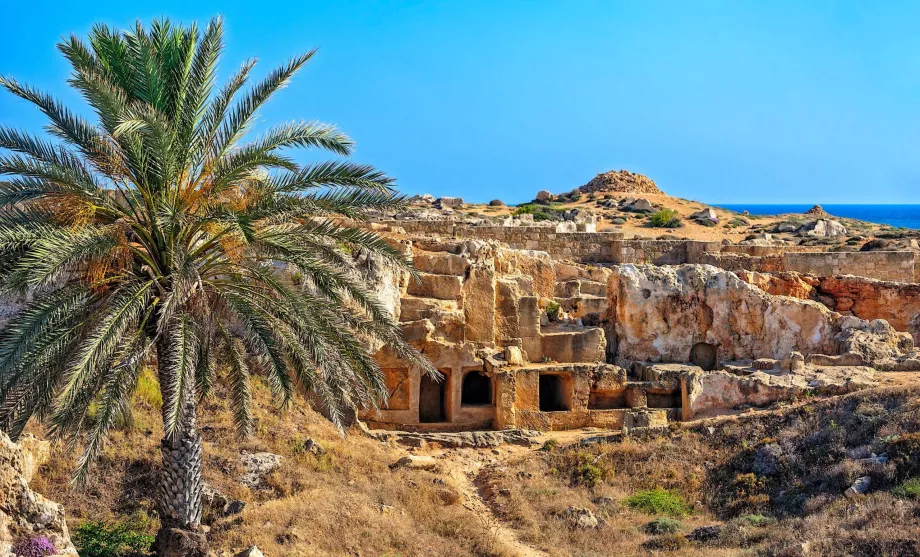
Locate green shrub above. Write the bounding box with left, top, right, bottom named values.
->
left=643, top=517, right=683, bottom=534
left=513, top=203, right=565, bottom=221
left=576, top=463, right=604, bottom=488
left=892, top=477, right=920, bottom=499
left=545, top=301, right=561, bottom=321
left=540, top=439, right=559, bottom=452
left=739, top=514, right=776, bottom=527
left=624, top=488, right=690, bottom=516
left=648, top=209, right=681, bottom=228
left=73, top=520, right=154, bottom=557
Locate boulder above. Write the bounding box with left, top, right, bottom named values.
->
left=488, top=199, right=505, bottom=206
left=690, top=208, right=719, bottom=224
left=435, top=197, right=463, bottom=209
left=0, top=432, right=77, bottom=557
left=610, top=217, right=627, bottom=225
left=536, top=190, right=553, bottom=201
left=844, top=476, right=871, bottom=498
left=562, top=506, right=599, bottom=529
left=392, top=455, right=439, bottom=470
left=800, top=219, right=847, bottom=238
left=624, top=198, right=654, bottom=213
left=234, top=547, right=265, bottom=557
left=240, top=451, right=282, bottom=489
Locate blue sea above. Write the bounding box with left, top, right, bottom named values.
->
left=716, top=204, right=920, bottom=230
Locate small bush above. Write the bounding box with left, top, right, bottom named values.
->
left=624, top=488, right=690, bottom=516
left=513, top=203, right=565, bottom=221
left=739, top=514, right=776, bottom=527
left=648, top=209, right=681, bottom=228
left=11, top=536, right=57, bottom=557
left=73, top=521, right=154, bottom=557
left=892, top=477, right=920, bottom=499
left=643, top=517, right=682, bottom=534
left=540, top=439, right=559, bottom=452
left=576, top=463, right=604, bottom=488
left=545, top=301, right=560, bottom=321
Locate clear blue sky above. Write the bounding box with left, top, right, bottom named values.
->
left=3, top=0, right=920, bottom=204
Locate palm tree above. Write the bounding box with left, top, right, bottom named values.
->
left=0, top=17, right=433, bottom=556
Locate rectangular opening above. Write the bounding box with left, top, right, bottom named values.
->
left=647, top=391, right=682, bottom=409
left=588, top=389, right=627, bottom=410
left=539, top=374, right=571, bottom=412
left=461, top=369, right=493, bottom=407
left=419, top=372, right=448, bottom=423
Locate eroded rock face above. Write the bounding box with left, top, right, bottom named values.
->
left=607, top=264, right=840, bottom=363
left=0, top=432, right=77, bottom=557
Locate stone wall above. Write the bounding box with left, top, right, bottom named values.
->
left=383, top=220, right=918, bottom=283
left=702, top=251, right=917, bottom=283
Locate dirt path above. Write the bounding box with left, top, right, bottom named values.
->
left=432, top=445, right=549, bottom=557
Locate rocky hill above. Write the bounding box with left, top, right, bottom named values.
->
left=578, top=169, right=662, bottom=195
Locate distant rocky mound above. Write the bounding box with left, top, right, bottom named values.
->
left=806, top=204, right=827, bottom=216
left=578, top=170, right=662, bottom=195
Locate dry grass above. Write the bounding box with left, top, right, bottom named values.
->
left=489, top=386, right=920, bottom=557
left=30, top=372, right=508, bottom=556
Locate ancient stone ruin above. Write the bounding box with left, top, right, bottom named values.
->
left=359, top=224, right=919, bottom=432
left=578, top=169, right=662, bottom=195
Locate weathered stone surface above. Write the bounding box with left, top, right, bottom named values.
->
left=800, top=219, right=847, bottom=237
left=561, top=506, right=599, bottom=529
left=435, top=197, right=463, bottom=209
left=691, top=208, right=719, bottom=224
left=624, top=198, right=654, bottom=213
left=0, top=432, right=77, bottom=557
left=607, top=264, right=840, bottom=363
left=536, top=190, right=553, bottom=201
left=407, top=273, right=463, bottom=300
left=239, top=452, right=282, bottom=489
left=488, top=199, right=505, bottom=206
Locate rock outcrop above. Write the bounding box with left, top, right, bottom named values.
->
left=607, top=264, right=841, bottom=363
left=579, top=170, right=662, bottom=195
left=0, top=433, right=77, bottom=556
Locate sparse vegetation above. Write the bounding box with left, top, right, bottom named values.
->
left=73, top=520, right=154, bottom=557
left=624, top=488, right=690, bottom=516
left=648, top=208, right=682, bottom=228
left=513, top=203, right=566, bottom=221
left=643, top=517, right=682, bottom=534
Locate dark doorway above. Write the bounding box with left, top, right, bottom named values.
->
left=419, top=374, right=446, bottom=422
left=461, top=371, right=492, bottom=406
left=647, top=392, right=682, bottom=408
left=690, top=342, right=718, bottom=371
left=539, top=375, right=570, bottom=411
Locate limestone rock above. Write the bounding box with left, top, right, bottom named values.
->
left=690, top=208, right=719, bottom=224
left=607, top=264, right=840, bottom=362
left=234, top=546, right=265, bottom=557
left=392, top=455, right=439, bottom=471
left=800, top=219, right=847, bottom=238
left=844, top=476, right=871, bottom=498
left=561, top=506, right=599, bottom=529
left=488, top=199, right=505, bottom=206
left=435, top=197, right=463, bottom=209
left=536, top=190, right=553, bottom=201
left=624, top=198, right=654, bottom=213
left=0, top=431, right=77, bottom=557
left=240, top=452, right=282, bottom=489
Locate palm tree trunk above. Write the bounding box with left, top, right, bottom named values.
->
left=154, top=337, right=208, bottom=557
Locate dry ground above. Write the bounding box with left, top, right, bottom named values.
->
left=484, top=385, right=920, bottom=557
left=27, top=370, right=920, bottom=557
